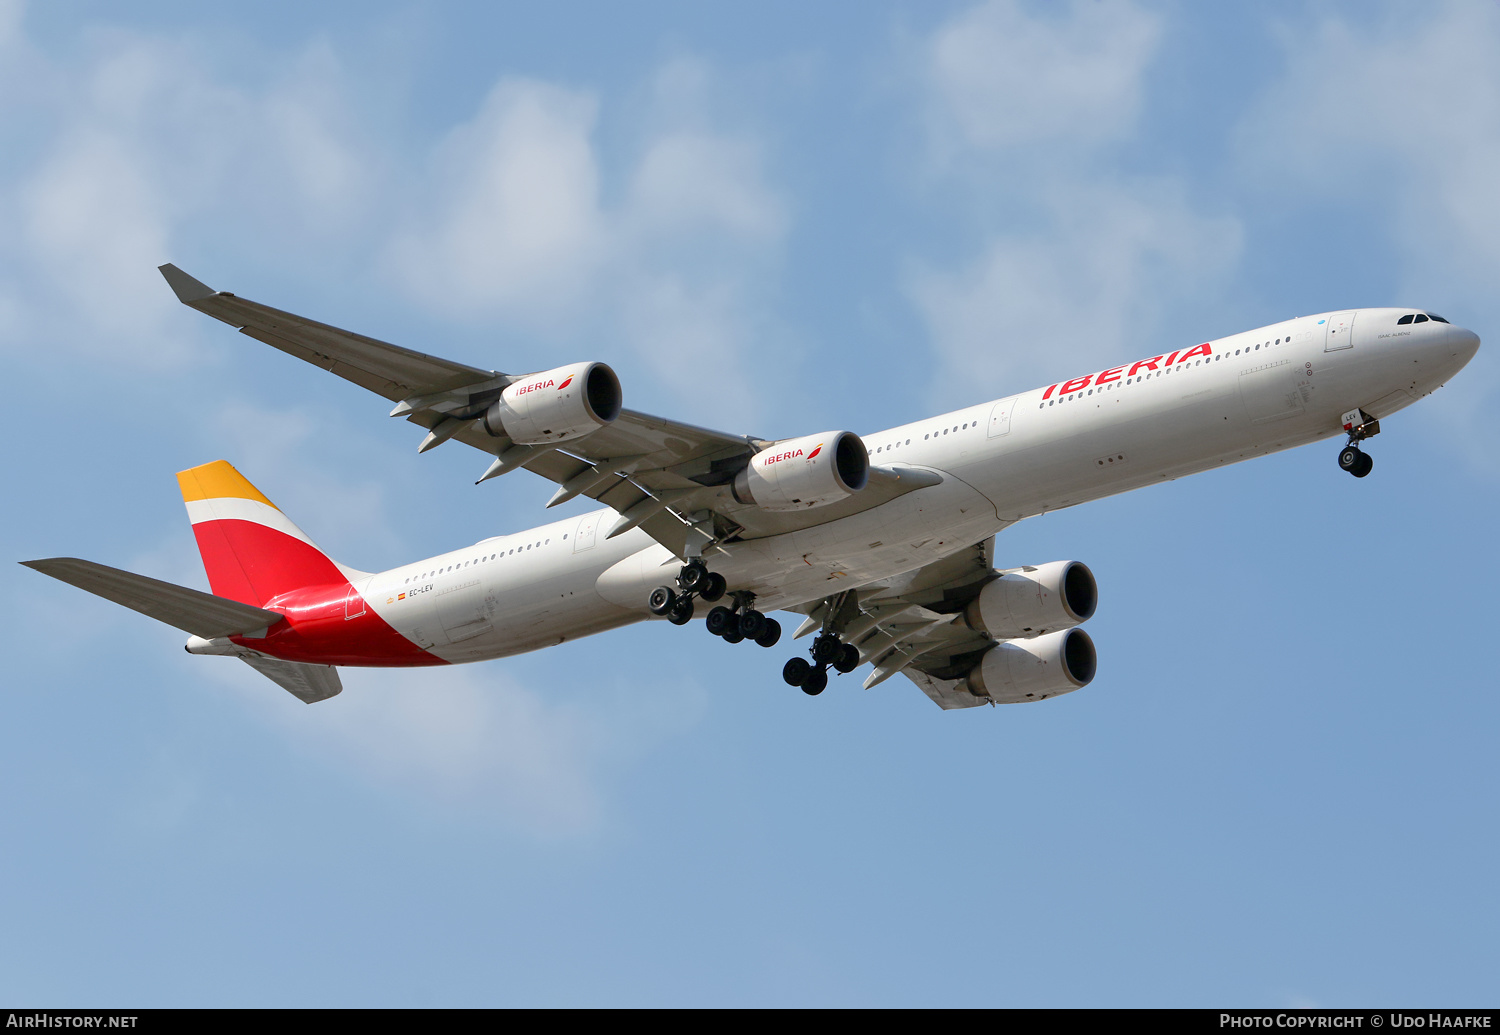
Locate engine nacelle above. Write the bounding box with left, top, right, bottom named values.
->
left=964, top=560, right=1097, bottom=640
left=731, top=431, right=869, bottom=512
left=965, top=628, right=1097, bottom=704
left=482, top=362, right=622, bottom=445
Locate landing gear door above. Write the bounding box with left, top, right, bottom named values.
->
left=1324, top=311, right=1356, bottom=352
left=987, top=396, right=1018, bottom=439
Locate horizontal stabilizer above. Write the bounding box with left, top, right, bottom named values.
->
left=20, top=558, right=284, bottom=639
left=240, top=655, right=342, bottom=704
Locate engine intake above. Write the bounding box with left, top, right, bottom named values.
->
left=731, top=431, right=868, bottom=512
left=965, top=628, right=1097, bottom=704
left=483, top=362, right=622, bottom=445
left=964, top=560, right=1097, bottom=640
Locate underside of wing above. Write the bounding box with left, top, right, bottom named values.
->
left=786, top=537, right=1001, bottom=707
left=161, top=265, right=943, bottom=558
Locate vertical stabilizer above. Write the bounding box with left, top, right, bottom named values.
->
left=177, top=460, right=355, bottom=607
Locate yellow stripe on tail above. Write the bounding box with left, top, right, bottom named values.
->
left=176, top=460, right=280, bottom=509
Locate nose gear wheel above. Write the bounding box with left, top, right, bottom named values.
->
left=1337, top=411, right=1379, bottom=479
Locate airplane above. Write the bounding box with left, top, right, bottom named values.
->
left=21, top=265, right=1481, bottom=708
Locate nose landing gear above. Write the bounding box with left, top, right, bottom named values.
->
left=1338, top=444, right=1374, bottom=478
left=1337, top=408, right=1379, bottom=479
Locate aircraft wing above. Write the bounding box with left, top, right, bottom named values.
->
left=785, top=536, right=1009, bottom=710
left=160, top=265, right=938, bottom=558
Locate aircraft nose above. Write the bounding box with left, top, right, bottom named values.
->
left=1450, top=325, right=1481, bottom=364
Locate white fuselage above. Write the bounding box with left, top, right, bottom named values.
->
left=351, top=309, right=1479, bottom=664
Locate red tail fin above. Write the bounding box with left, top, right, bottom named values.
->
left=177, top=461, right=353, bottom=607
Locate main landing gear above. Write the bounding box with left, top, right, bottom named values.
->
left=1337, top=409, right=1380, bottom=479
left=781, top=591, right=863, bottom=696
left=648, top=560, right=784, bottom=648
left=705, top=594, right=781, bottom=649
left=649, top=574, right=865, bottom=700
left=781, top=633, right=860, bottom=696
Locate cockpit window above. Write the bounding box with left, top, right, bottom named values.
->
left=1396, top=314, right=1414, bottom=325
left=1414, top=314, right=1429, bottom=323
left=1426, top=312, right=1449, bottom=323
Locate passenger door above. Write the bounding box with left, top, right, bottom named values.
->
left=1324, top=311, right=1356, bottom=351
left=987, top=396, right=1018, bottom=438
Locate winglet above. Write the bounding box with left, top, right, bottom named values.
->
left=158, top=264, right=217, bottom=304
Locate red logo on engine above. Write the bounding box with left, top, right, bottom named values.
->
left=557, top=376, right=574, bottom=390
left=807, top=444, right=823, bottom=460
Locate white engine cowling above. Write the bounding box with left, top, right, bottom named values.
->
left=482, top=362, right=622, bottom=445
left=964, top=560, right=1097, bottom=640
left=965, top=628, right=1097, bottom=704
left=731, top=431, right=869, bottom=511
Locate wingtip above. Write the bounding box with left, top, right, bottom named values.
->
left=158, top=263, right=217, bottom=304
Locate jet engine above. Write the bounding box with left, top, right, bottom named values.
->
left=963, top=560, right=1097, bottom=640
left=482, top=362, right=622, bottom=445
left=964, top=628, right=1097, bottom=704
left=731, top=431, right=869, bottom=512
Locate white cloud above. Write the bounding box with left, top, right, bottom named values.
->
left=923, top=0, right=1161, bottom=162
left=626, top=132, right=785, bottom=243
left=905, top=0, right=1239, bottom=399
left=385, top=79, right=607, bottom=322
left=1, top=26, right=373, bottom=365
left=382, top=64, right=787, bottom=426
left=0, top=9, right=789, bottom=434
left=1236, top=2, right=1500, bottom=297
left=20, top=125, right=179, bottom=358
left=909, top=183, right=1240, bottom=393
left=208, top=655, right=706, bottom=838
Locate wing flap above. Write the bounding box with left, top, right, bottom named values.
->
left=902, top=668, right=989, bottom=710
left=21, top=558, right=284, bottom=639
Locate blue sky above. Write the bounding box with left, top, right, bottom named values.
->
left=2, top=0, right=1497, bottom=1007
